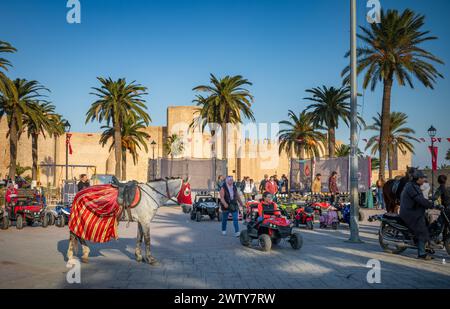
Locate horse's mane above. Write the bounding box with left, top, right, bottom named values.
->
left=146, top=177, right=181, bottom=183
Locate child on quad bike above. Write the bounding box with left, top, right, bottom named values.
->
left=257, top=192, right=281, bottom=221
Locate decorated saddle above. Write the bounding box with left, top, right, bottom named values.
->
left=69, top=184, right=141, bottom=243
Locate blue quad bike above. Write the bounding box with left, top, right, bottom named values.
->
left=48, top=204, right=71, bottom=227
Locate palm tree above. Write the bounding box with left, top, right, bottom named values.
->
left=335, top=144, right=363, bottom=158
left=192, top=74, right=254, bottom=161
left=0, top=41, right=16, bottom=91
left=86, top=77, right=150, bottom=180
left=304, top=86, right=351, bottom=158
left=22, top=102, right=65, bottom=181
left=278, top=110, right=326, bottom=160
left=342, top=9, right=444, bottom=180
left=0, top=79, right=48, bottom=179
left=371, top=157, right=380, bottom=171
left=365, top=112, right=419, bottom=179
left=164, top=134, right=185, bottom=177
left=100, top=119, right=150, bottom=180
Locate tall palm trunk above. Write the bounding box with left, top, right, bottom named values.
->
left=221, top=122, right=227, bottom=161
left=387, top=147, right=393, bottom=180
left=32, top=133, right=39, bottom=181
left=8, top=116, right=18, bottom=180
left=113, top=122, right=122, bottom=180
left=121, top=150, right=127, bottom=181
left=328, top=127, right=336, bottom=158
left=378, top=77, right=393, bottom=181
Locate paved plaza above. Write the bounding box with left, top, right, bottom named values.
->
left=0, top=207, right=449, bottom=289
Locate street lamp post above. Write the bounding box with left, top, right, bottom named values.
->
left=348, top=0, right=362, bottom=243
left=64, top=120, right=71, bottom=181
left=428, top=125, right=437, bottom=195
left=151, top=140, right=157, bottom=180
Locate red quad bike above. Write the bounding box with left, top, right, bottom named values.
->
left=2, top=193, right=48, bottom=230
left=294, top=205, right=317, bottom=230
left=240, top=203, right=303, bottom=251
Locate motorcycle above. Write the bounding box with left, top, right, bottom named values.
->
left=372, top=205, right=450, bottom=255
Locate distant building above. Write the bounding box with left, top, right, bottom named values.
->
left=0, top=106, right=411, bottom=186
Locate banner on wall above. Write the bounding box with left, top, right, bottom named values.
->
left=290, top=156, right=371, bottom=193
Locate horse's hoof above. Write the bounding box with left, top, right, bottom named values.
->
left=147, top=256, right=159, bottom=266
left=135, top=255, right=143, bottom=263
left=81, top=257, right=89, bottom=264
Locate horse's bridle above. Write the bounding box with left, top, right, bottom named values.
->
left=139, top=179, right=180, bottom=206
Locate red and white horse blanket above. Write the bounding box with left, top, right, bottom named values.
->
left=69, top=184, right=140, bottom=243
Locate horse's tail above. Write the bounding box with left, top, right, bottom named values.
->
left=383, top=180, right=397, bottom=213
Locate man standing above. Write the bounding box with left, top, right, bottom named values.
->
left=400, top=170, right=434, bottom=260
left=312, top=173, right=322, bottom=194
left=259, top=174, right=269, bottom=194
left=328, top=171, right=339, bottom=203
left=219, top=176, right=244, bottom=237
left=77, top=174, right=90, bottom=192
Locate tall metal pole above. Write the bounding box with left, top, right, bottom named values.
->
left=431, top=138, right=435, bottom=196
left=348, top=0, right=362, bottom=242
left=152, top=144, right=156, bottom=180
left=65, top=134, right=69, bottom=181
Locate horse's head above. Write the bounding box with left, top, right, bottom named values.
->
left=166, top=177, right=183, bottom=199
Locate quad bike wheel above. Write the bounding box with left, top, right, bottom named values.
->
left=196, top=211, right=202, bottom=222
left=1, top=216, right=10, bottom=230
left=26, top=219, right=34, bottom=226
left=332, top=222, right=338, bottom=230
left=48, top=213, right=55, bottom=226
left=56, top=215, right=65, bottom=228
left=378, top=222, right=407, bottom=254
left=306, top=221, right=314, bottom=230
left=16, top=215, right=24, bottom=230
left=190, top=210, right=196, bottom=221
left=289, top=232, right=303, bottom=250
left=258, top=234, right=272, bottom=252
left=42, top=213, right=49, bottom=228
left=209, top=214, right=216, bottom=221
left=240, top=229, right=250, bottom=246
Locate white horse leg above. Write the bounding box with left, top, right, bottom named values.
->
left=67, top=233, right=75, bottom=260
left=143, top=223, right=158, bottom=265
left=80, top=238, right=90, bottom=263
left=135, top=222, right=144, bottom=262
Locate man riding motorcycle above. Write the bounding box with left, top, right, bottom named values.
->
left=399, top=170, right=435, bottom=260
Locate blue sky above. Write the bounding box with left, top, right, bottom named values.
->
left=1, top=0, right=449, bottom=167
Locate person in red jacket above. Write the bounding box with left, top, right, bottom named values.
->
left=5, top=183, right=18, bottom=205
left=257, top=192, right=281, bottom=221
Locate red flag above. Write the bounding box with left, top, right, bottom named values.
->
left=66, top=133, right=73, bottom=155
left=428, top=146, right=438, bottom=171
left=447, top=138, right=450, bottom=143
left=177, top=182, right=192, bottom=205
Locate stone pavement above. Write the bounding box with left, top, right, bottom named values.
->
left=0, top=207, right=449, bottom=289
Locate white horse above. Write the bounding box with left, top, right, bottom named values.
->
left=67, top=178, right=182, bottom=265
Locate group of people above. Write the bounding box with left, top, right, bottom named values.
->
left=216, top=174, right=289, bottom=203
left=217, top=175, right=282, bottom=237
